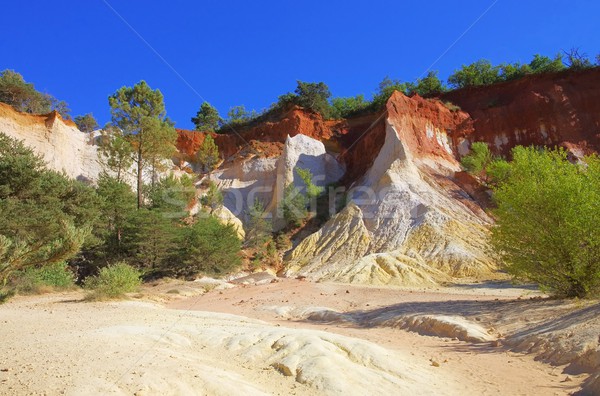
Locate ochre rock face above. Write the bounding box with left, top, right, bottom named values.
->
left=176, top=128, right=208, bottom=161
left=286, top=92, right=497, bottom=285
left=338, top=92, right=474, bottom=185
left=176, top=106, right=341, bottom=162
left=442, top=67, right=600, bottom=157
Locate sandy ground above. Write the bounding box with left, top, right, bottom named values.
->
left=0, top=277, right=595, bottom=395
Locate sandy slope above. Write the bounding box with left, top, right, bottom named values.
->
left=0, top=279, right=591, bottom=395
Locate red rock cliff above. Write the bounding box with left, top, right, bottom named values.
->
left=442, top=67, right=600, bottom=157
left=176, top=106, right=340, bottom=163
left=339, top=91, right=473, bottom=184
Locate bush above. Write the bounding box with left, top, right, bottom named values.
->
left=491, top=146, right=600, bottom=298
left=461, top=142, right=494, bottom=176
left=448, top=60, right=502, bottom=89
left=84, top=262, right=141, bottom=299
left=409, top=71, right=447, bottom=97
left=330, top=95, right=369, bottom=119
left=174, top=215, right=242, bottom=277
left=9, top=262, right=75, bottom=295
left=0, top=133, right=100, bottom=284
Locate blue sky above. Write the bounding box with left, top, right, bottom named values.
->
left=1, top=0, right=598, bottom=129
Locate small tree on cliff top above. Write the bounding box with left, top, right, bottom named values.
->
left=192, top=102, right=221, bottom=132
left=74, top=113, right=99, bottom=133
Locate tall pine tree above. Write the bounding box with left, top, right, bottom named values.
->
left=108, top=81, right=177, bottom=208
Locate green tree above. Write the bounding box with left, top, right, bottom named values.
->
left=0, top=69, right=51, bottom=114
left=296, top=168, right=323, bottom=201
left=460, top=142, right=510, bottom=185
left=528, top=54, right=566, bottom=73
left=226, top=105, right=258, bottom=125
left=461, top=142, right=494, bottom=176
left=197, top=134, right=220, bottom=173
left=491, top=146, right=600, bottom=298
left=281, top=184, right=308, bottom=228
left=98, top=124, right=134, bottom=183
left=410, top=71, right=447, bottom=97
left=174, top=215, right=241, bottom=277
left=123, top=209, right=180, bottom=274
left=141, top=116, right=177, bottom=186
left=200, top=180, right=223, bottom=212
left=93, top=174, right=137, bottom=263
left=330, top=95, right=368, bottom=118
left=0, top=133, right=100, bottom=284
left=564, top=48, right=593, bottom=70
left=0, top=70, right=70, bottom=118
left=108, top=81, right=177, bottom=208
left=294, top=81, right=332, bottom=116
left=74, top=113, right=99, bottom=133
left=500, top=62, right=532, bottom=81
left=51, top=99, right=71, bottom=120
left=370, top=76, right=411, bottom=110
left=149, top=174, right=196, bottom=217
left=192, top=102, right=221, bottom=132
left=448, top=60, right=502, bottom=89
left=245, top=199, right=272, bottom=248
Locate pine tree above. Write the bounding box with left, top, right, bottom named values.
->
left=98, top=124, right=134, bottom=183
left=108, top=81, right=177, bottom=208
left=0, top=133, right=100, bottom=283
left=197, top=134, right=220, bottom=173
left=191, top=102, right=221, bottom=132
left=74, top=113, right=99, bottom=133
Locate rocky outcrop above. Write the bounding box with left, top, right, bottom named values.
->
left=286, top=92, right=496, bottom=285
left=211, top=134, right=344, bottom=230
left=176, top=106, right=341, bottom=162
left=0, top=103, right=102, bottom=182
left=442, top=67, right=600, bottom=157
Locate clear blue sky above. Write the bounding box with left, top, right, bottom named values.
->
left=1, top=0, right=598, bottom=129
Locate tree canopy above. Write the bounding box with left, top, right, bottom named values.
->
left=192, top=102, right=221, bottom=132
left=0, top=69, right=71, bottom=118
left=74, top=113, right=99, bottom=133
left=487, top=146, right=600, bottom=298
left=0, top=133, right=100, bottom=283
left=108, top=81, right=177, bottom=208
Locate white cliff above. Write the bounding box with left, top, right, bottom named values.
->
left=0, top=103, right=102, bottom=182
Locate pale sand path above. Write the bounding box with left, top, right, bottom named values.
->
left=0, top=280, right=587, bottom=395
left=169, top=278, right=589, bottom=395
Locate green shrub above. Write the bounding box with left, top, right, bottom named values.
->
left=461, top=142, right=494, bottom=176
left=409, top=71, right=447, bottom=97
left=0, top=133, right=100, bottom=284
left=9, top=262, right=75, bottom=295
left=448, top=60, right=502, bottom=89
left=491, top=147, right=600, bottom=298
left=174, top=215, right=242, bottom=277
left=84, top=262, right=141, bottom=300
left=281, top=184, right=308, bottom=228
